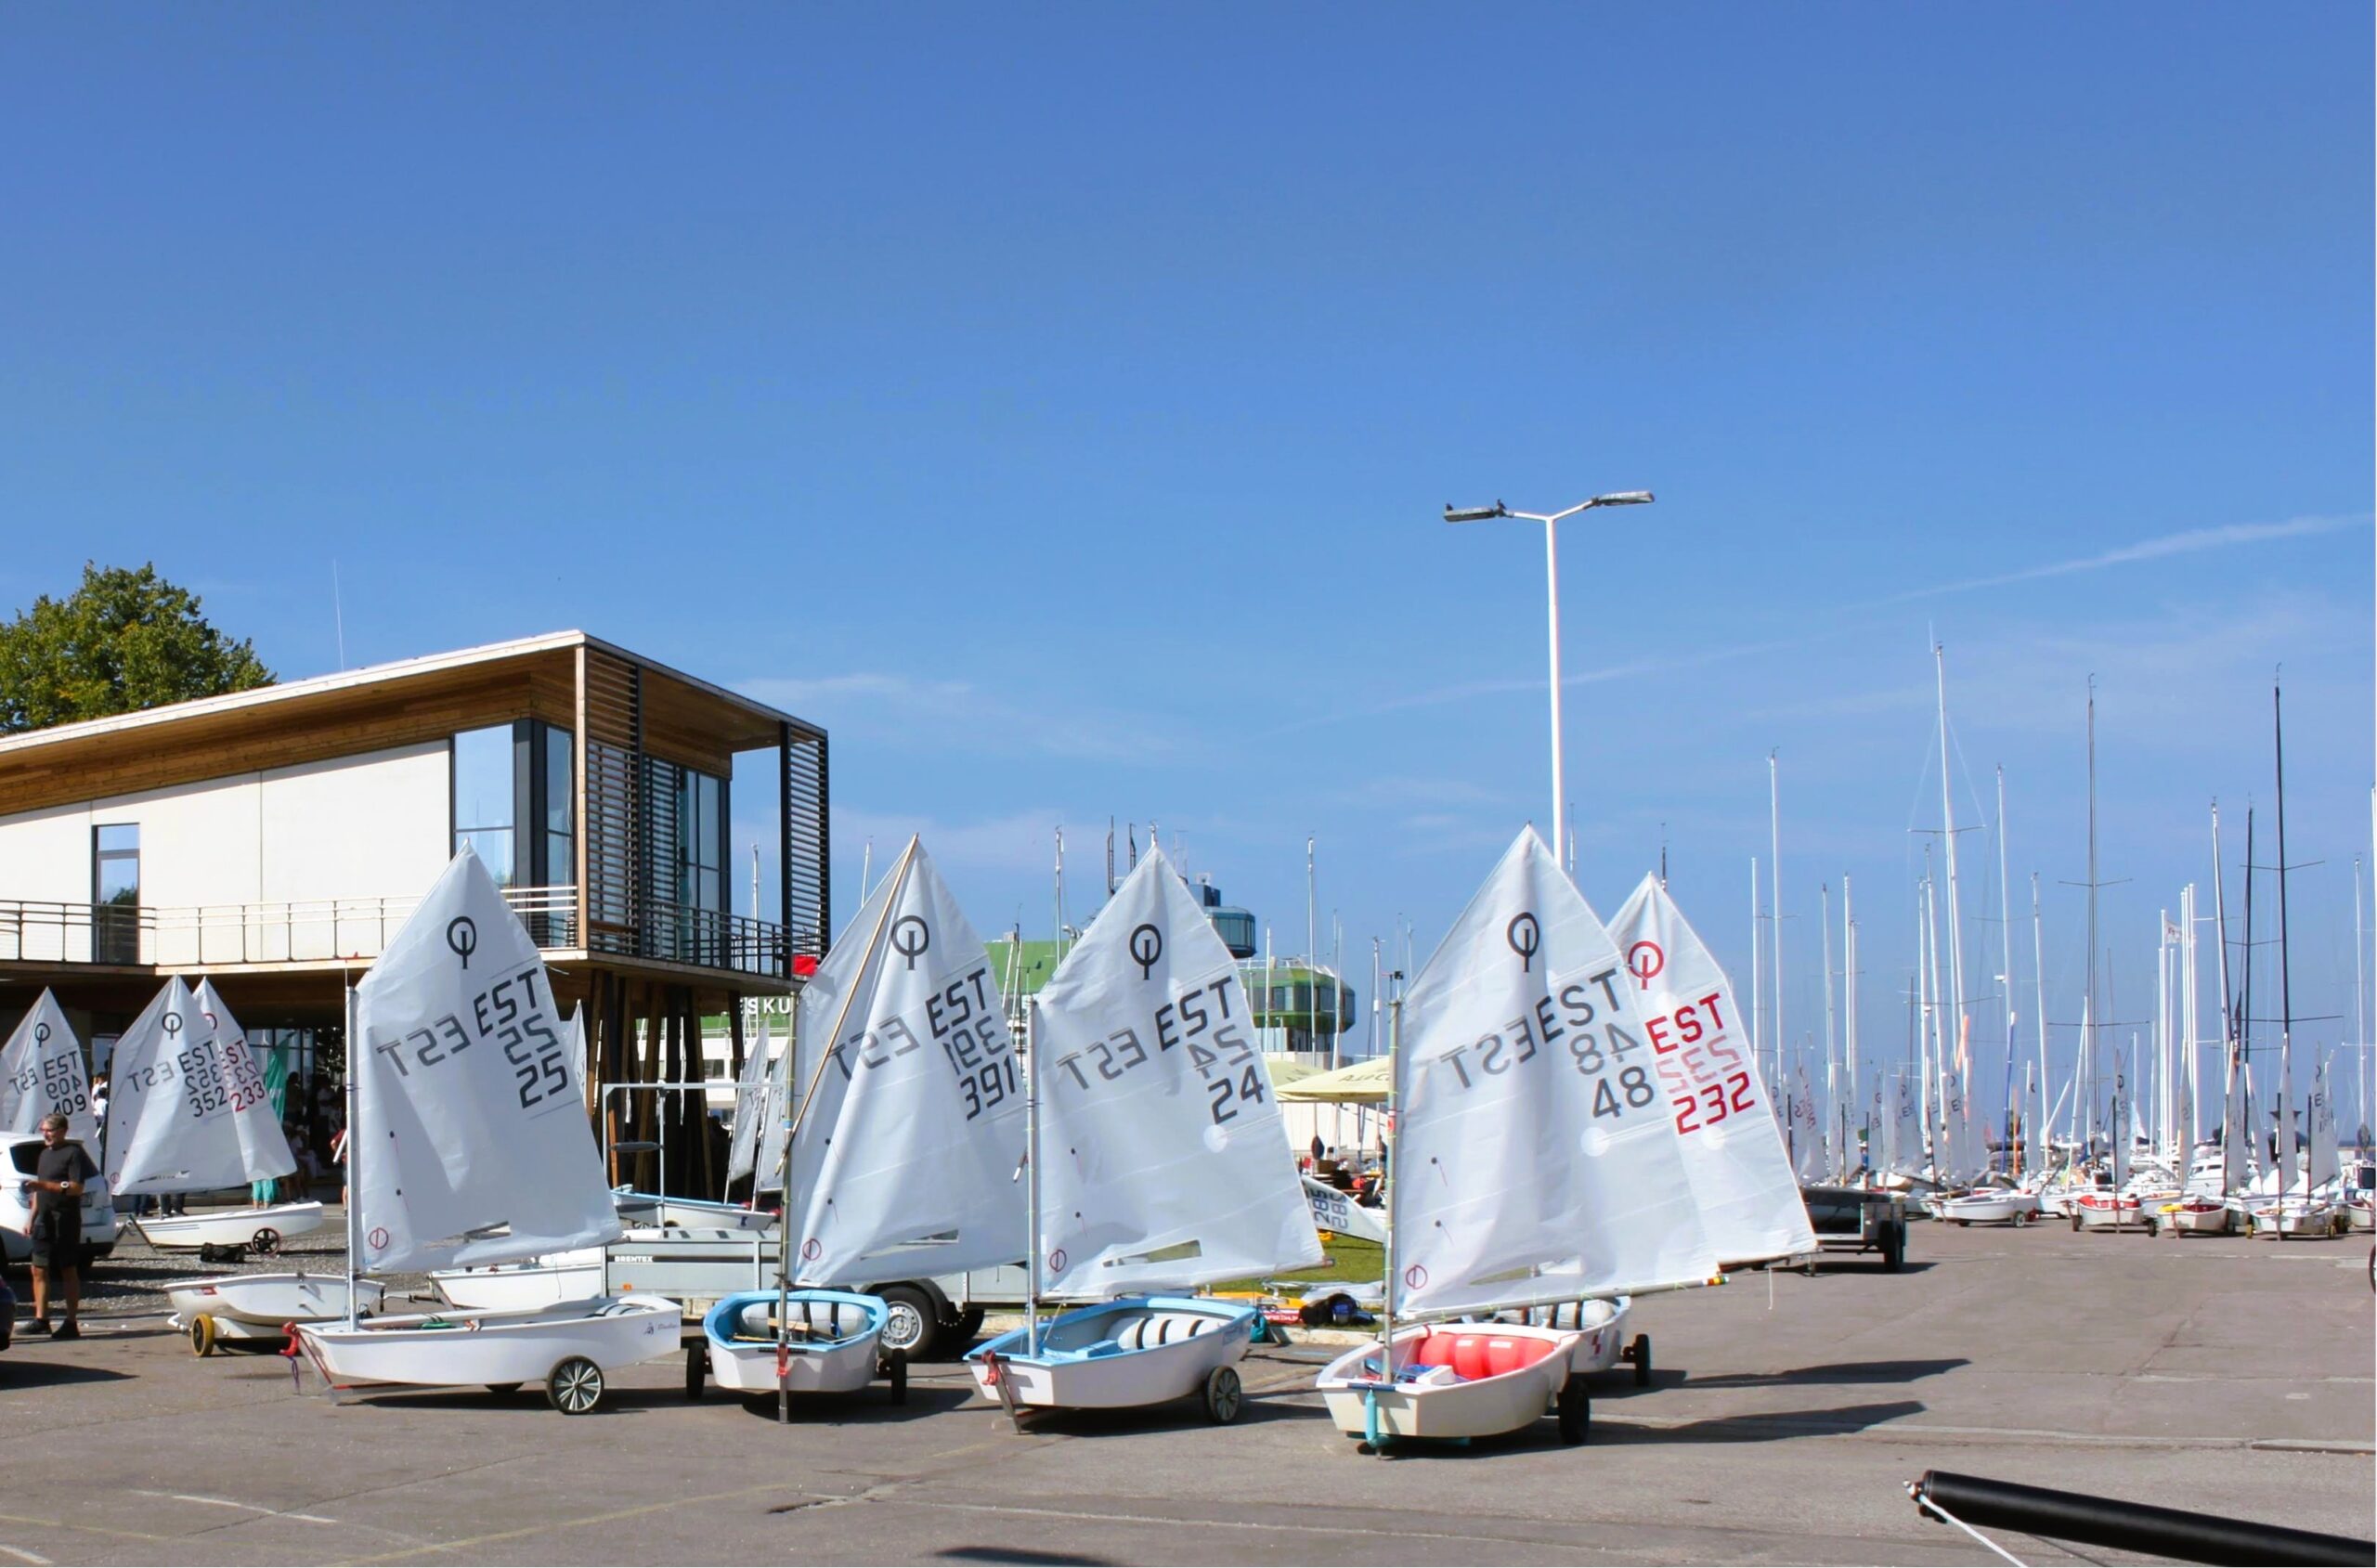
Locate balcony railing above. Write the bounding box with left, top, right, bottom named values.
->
left=0, top=886, right=805, bottom=980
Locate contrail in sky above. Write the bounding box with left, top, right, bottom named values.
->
left=1869, top=512, right=2363, bottom=606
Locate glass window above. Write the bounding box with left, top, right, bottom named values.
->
left=95, top=823, right=140, bottom=905
left=453, top=725, right=516, bottom=887
left=544, top=725, right=575, bottom=888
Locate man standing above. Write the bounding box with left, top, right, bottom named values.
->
left=21, top=1111, right=97, bottom=1339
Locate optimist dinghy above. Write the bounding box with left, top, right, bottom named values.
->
left=168, top=1271, right=390, bottom=1354
left=701, top=839, right=1027, bottom=1411
left=1936, top=1188, right=2039, bottom=1227
left=107, top=978, right=314, bottom=1254
left=297, top=847, right=670, bottom=1414
left=1313, top=830, right=1721, bottom=1453
left=966, top=848, right=1322, bottom=1427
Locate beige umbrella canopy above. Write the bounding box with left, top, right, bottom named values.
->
left=1273, top=1055, right=1391, bottom=1105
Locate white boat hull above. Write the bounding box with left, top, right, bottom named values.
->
left=610, top=1189, right=774, bottom=1233
left=703, top=1290, right=886, bottom=1396
left=296, top=1295, right=679, bottom=1391
left=2164, top=1200, right=2234, bottom=1236
left=133, top=1202, right=326, bottom=1251
left=430, top=1249, right=604, bottom=1312
left=1938, top=1192, right=2040, bottom=1226
left=2072, top=1196, right=2154, bottom=1232
left=2346, top=1200, right=2373, bottom=1232
left=2250, top=1201, right=2339, bottom=1238
left=1489, top=1297, right=1633, bottom=1375
left=967, top=1298, right=1255, bottom=1411
left=1317, top=1322, right=1579, bottom=1442
left=167, top=1271, right=386, bottom=1327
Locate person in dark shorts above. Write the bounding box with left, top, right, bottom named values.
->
left=21, top=1112, right=97, bottom=1340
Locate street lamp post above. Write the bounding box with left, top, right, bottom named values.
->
left=1444, top=490, right=1655, bottom=866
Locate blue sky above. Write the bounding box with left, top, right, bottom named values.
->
left=3, top=6, right=2371, bottom=1119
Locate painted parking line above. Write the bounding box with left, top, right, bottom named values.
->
left=133, top=1490, right=341, bottom=1525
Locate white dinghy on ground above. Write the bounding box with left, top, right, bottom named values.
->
left=108, top=978, right=319, bottom=1253
left=704, top=838, right=1028, bottom=1412
left=1315, top=829, right=1722, bottom=1453
left=167, top=1272, right=391, bottom=1354
left=294, top=847, right=675, bottom=1415
left=968, top=848, right=1322, bottom=1428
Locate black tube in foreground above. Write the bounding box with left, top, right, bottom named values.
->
left=1912, top=1470, right=2373, bottom=1567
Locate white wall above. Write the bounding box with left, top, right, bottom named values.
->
left=0, top=741, right=456, bottom=965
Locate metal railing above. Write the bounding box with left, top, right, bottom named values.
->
left=0, top=887, right=578, bottom=967
left=587, top=897, right=811, bottom=980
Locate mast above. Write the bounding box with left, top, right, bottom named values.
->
left=2274, top=682, right=2295, bottom=1194
left=1380, top=978, right=1403, bottom=1389
left=1933, top=645, right=1970, bottom=1163
left=1996, top=764, right=2015, bottom=1175
left=343, top=982, right=361, bottom=1327
left=2241, top=808, right=2258, bottom=1176
left=1770, top=752, right=1785, bottom=1110
left=1844, top=876, right=1859, bottom=1179
left=2210, top=803, right=2238, bottom=1190
left=1024, top=1002, right=1043, bottom=1356
left=1821, top=881, right=1838, bottom=1181
left=1915, top=867, right=1933, bottom=1159
left=2084, top=679, right=2101, bottom=1161
left=2032, top=872, right=2049, bottom=1171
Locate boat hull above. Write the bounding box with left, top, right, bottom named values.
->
left=2346, top=1200, right=2373, bottom=1232
left=966, top=1297, right=1256, bottom=1411
left=133, top=1202, right=326, bottom=1251
left=296, top=1295, right=679, bottom=1390
left=1316, top=1323, right=1578, bottom=1442
left=1487, top=1297, right=1632, bottom=1375
left=702, top=1289, right=887, bottom=1395
left=1938, top=1192, right=2039, bottom=1226
left=2072, top=1195, right=2156, bottom=1232
left=2249, top=1201, right=2339, bottom=1238
left=2163, top=1200, right=2234, bottom=1236
left=430, top=1250, right=604, bottom=1311
left=167, top=1271, right=386, bottom=1327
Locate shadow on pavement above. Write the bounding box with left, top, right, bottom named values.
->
left=0, top=1358, right=136, bottom=1388
left=1591, top=1399, right=1926, bottom=1444
left=724, top=1382, right=982, bottom=1425
left=1678, top=1358, right=1968, bottom=1390
left=936, top=1549, right=1115, bottom=1566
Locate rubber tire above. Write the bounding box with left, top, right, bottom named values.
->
left=1202, top=1364, right=1243, bottom=1425
left=188, top=1314, right=218, bottom=1357
left=2143, top=1218, right=2159, bottom=1238
left=1630, top=1333, right=1653, bottom=1388
left=2012, top=1211, right=2028, bottom=1227
left=2071, top=1214, right=2083, bottom=1233
left=547, top=1355, right=604, bottom=1415
left=955, top=1306, right=986, bottom=1344
left=1556, top=1378, right=1591, bottom=1445
left=877, top=1286, right=940, bottom=1361
left=1880, top=1222, right=1905, bottom=1273
left=252, top=1226, right=282, bottom=1256
left=486, top=1382, right=522, bottom=1394
left=886, top=1349, right=909, bottom=1405
left=684, top=1343, right=706, bottom=1402
left=1953, top=1218, right=1968, bottom=1227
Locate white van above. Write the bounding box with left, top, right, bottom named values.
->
left=0, top=1134, right=122, bottom=1264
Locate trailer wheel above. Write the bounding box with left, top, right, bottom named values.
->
left=1880, top=1222, right=1905, bottom=1272
left=1555, top=1378, right=1591, bottom=1445
left=884, top=1349, right=909, bottom=1406
left=684, top=1343, right=707, bottom=1401
left=547, top=1355, right=604, bottom=1415
left=1628, top=1333, right=1653, bottom=1388
left=877, top=1286, right=939, bottom=1361
left=955, top=1307, right=986, bottom=1345
left=188, top=1314, right=219, bottom=1357
left=1202, top=1364, right=1243, bottom=1425
left=2012, top=1211, right=2028, bottom=1227
left=2143, top=1217, right=2159, bottom=1238
left=251, top=1226, right=283, bottom=1256
left=2070, top=1213, right=2083, bottom=1233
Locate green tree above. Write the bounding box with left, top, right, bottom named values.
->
left=0, top=563, right=273, bottom=732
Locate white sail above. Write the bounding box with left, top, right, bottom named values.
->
left=353, top=847, right=620, bottom=1274
left=754, top=1017, right=795, bottom=1196
left=2307, top=1061, right=2339, bottom=1192
left=726, top=1012, right=773, bottom=1186
left=1607, top=876, right=1813, bottom=1260
left=781, top=839, right=1027, bottom=1285
left=1789, top=1063, right=1826, bottom=1182
left=1887, top=1071, right=1922, bottom=1178
left=1940, top=1062, right=1973, bottom=1179
left=1394, top=828, right=1718, bottom=1319
left=1304, top=1174, right=1389, bottom=1245
left=1, top=990, right=97, bottom=1141
left=1034, top=849, right=1322, bottom=1298
left=565, top=1005, right=588, bottom=1093
left=107, top=978, right=295, bottom=1194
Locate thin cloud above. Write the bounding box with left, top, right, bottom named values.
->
left=1870, top=513, right=2364, bottom=607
